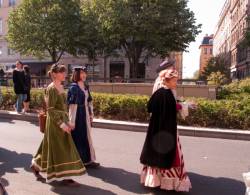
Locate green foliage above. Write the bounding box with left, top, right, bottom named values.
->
left=192, top=70, right=200, bottom=79
left=1, top=87, right=250, bottom=129
left=88, top=0, right=201, bottom=78
left=199, top=54, right=231, bottom=82
left=7, top=0, right=82, bottom=62
left=218, top=78, right=250, bottom=99
left=207, top=71, right=227, bottom=87
left=179, top=98, right=250, bottom=130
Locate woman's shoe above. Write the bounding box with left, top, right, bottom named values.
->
left=30, top=165, right=43, bottom=179
left=85, top=162, right=100, bottom=169
left=62, top=179, right=80, bottom=187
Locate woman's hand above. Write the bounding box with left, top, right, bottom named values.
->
left=67, top=122, right=75, bottom=130
left=60, top=123, right=72, bottom=134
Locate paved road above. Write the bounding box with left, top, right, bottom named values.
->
left=0, top=118, right=249, bottom=195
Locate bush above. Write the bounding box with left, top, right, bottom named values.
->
left=218, top=78, right=250, bottom=99
left=0, top=87, right=249, bottom=129
left=179, top=98, right=250, bottom=129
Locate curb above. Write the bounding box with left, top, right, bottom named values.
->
left=0, top=110, right=250, bottom=141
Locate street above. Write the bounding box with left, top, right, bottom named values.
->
left=0, top=118, right=248, bottom=195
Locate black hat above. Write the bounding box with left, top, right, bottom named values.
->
left=156, top=58, right=175, bottom=73
left=73, top=66, right=87, bottom=72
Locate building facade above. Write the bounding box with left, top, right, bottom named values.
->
left=213, top=0, right=250, bottom=79
left=199, top=34, right=214, bottom=73
left=0, top=0, right=183, bottom=82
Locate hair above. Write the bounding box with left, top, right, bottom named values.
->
left=23, top=65, right=30, bottom=74
left=71, top=68, right=87, bottom=83
left=152, top=68, right=178, bottom=94
left=16, top=60, right=23, bottom=68
left=48, top=63, right=66, bottom=79
left=71, top=69, right=82, bottom=83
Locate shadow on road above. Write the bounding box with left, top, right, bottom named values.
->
left=0, top=118, right=15, bottom=124
left=87, top=166, right=150, bottom=194
left=87, top=167, right=246, bottom=195
left=188, top=172, right=245, bottom=195
left=0, top=147, right=33, bottom=190
left=0, top=118, right=39, bottom=127
left=50, top=181, right=116, bottom=195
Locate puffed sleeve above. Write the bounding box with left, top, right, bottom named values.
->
left=67, top=85, right=78, bottom=126
left=67, top=85, right=78, bottom=105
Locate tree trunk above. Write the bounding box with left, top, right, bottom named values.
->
left=51, top=49, right=57, bottom=63
left=92, top=59, right=95, bottom=82
left=104, top=53, right=107, bottom=83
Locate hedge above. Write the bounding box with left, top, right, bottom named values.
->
left=0, top=87, right=249, bottom=129
left=218, top=78, right=250, bottom=99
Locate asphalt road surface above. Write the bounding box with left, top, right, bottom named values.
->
left=0, top=118, right=249, bottom=195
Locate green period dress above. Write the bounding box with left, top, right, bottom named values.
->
left=32, top=84, right=86, bottom=182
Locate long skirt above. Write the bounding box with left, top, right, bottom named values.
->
left=32, top=115, right=86, bottom=182
left=140, top=134, right=192, bottom=192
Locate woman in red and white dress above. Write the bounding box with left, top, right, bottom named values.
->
left=140, top=60, right=192, bottom=192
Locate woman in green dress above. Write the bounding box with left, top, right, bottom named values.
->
left=31, top=64, right=86, bottom=185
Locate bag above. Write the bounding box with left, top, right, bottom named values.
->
left=38, top=111, right=46, bottom=133
left=38, top=89, right=47, bottom=133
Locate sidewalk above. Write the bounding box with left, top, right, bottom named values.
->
left=0, top=110, right=250, bottom=141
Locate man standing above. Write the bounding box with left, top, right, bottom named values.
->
left=12, top=61, right=26, bottom=113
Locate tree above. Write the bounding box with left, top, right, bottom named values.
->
left=88, top=0, right=201, bottom=79
left=199, top=54, right=231, bottom=82
left=7, top=0, right=82, bottom=63
left=207, top=71, right=227, bottom=87
left=193, top=70, right=200, bottom=79
left=79, top=0, right=119, bottom=81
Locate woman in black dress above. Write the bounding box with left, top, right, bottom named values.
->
left=23, top=65, right=31, bottom=113
left=140, top=68, right=191, bottom=192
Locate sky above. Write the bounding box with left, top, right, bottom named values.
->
left=183, top=0, right=226, bottom=78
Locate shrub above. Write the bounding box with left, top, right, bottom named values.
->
left=0, top=87, right=249, bottom=129
left=218, top=78, right=250, bottom=99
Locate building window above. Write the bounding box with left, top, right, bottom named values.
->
left=210, top=48, right=213, bottom=55
left=0, top=18, right=2, bottom=34
left=0, top=47, right=3, bottom=56
left=9, top=0, right=16, bottom=6
left=8, top=48, right=15, bottom=55
left=0, top=0, right=3, bottom=8
left=204, top=48, right=207, bottom=55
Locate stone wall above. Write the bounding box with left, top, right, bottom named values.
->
left=89, top=83, right=217, bottom=99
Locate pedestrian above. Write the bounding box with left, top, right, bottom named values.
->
left=12, top=61, right=26, bottom=113
left=23, top=65, right=31, bottom=113
left=140, top=66, right=192, bottom=192
left=30, top=64, right=86, bottom=185
left=67, top=66, right=100, bottom=168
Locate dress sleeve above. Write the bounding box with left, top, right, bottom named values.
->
left=67, top=85, right=78, bottom=126
left=68, top=104, right=77, bottom=126
left=46, top=87, right=68, bottom=127
left=67, top=85, right=78, bottom=105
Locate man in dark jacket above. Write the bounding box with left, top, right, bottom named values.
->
left=12, top=61, right=26, bottom=113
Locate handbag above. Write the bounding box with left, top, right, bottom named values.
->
left=38, top=89, right=47, bottom=133
left=38, top=111, right=46, bottom=133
